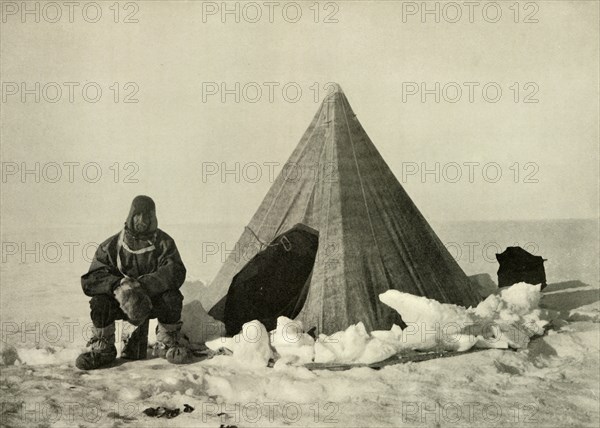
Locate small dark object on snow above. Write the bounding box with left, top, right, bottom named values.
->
left=183, top=404, right=194, bottom=413
left=496, top=246, right=547, bottom=290
left=166, top=408, right=180, bottom=418
left=142, top=407, right=159, bottom=417
left=220, top=425, right=238, bottom=428
left=143, top=406, right=180, bottom=418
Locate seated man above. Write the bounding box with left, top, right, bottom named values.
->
left=76, top=195, right=188, bottom=370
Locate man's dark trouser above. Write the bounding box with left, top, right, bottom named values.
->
left=89, top=289, right=183, bottom=328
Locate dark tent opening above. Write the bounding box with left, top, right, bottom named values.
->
left=209, top=224, right=319, bottom=335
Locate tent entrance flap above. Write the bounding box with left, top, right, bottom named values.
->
left=220, top=224, right=319, bottom=335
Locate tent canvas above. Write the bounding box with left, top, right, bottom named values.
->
left=205, top=84, right=480, bottom=335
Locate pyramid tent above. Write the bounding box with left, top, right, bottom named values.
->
left=205, top=84, right=480, bottom=335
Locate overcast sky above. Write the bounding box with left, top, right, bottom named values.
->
left=1, top=0, right=598, bottom=231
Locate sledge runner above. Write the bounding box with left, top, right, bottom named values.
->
left=76, top=195, right=188, bottom=370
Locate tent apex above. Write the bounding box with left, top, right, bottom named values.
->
left=329, top=82, right=343, bottom=93
left=324, top=82, right=344, bottom=100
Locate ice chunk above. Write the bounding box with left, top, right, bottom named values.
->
left=231, top=320, right=273, bottom=368
left=500, top=282, right=542, bottom=313
left=379, top=290, right=473, bottom=327
left=442, top=334, right=477, bottom=352
left=379, top=283, right=549, bottom=352
left=314, top=323, right=370, bottom=364
left=370, top=324, right=403, bottom=346
left=474, top=335, right=510, bottom=349
left=314, top=340, right=337, bottom=364
left=270, top=317, right=315, bottom=365
left=205, top=336, right=238, bottom=353
left=355, top=338, right=398, bottom=364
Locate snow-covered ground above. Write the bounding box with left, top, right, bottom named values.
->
left=1, top=220, right=599, bottom=427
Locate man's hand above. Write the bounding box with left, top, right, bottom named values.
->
left=114, top=278, right=153, bottom=326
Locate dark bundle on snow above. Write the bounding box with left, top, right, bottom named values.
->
left=496, top=246, right=547, bottom=290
